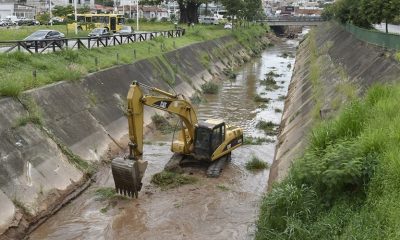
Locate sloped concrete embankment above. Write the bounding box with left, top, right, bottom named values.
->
left=270, top=22, right=400, bottom=185
left=0, top=34, right=271, bottom=239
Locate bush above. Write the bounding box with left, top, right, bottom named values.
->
left=256, top=120, right=278, bottom=135
left=151, top=171, right=197, bottom=190
left=201, top=82, right=219, bottom=94
left=254, top=94, right=270, bottom=103
left=151, top=114, right=174, bottom=133
left=245, top=156, right=269, bottom=171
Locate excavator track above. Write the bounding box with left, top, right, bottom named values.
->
left=206, top=153, right=231, bottom=178
left=164, top=153, right=232, bottom=178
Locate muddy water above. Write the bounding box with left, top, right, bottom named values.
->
left=29, top=38, right=299, bottom=240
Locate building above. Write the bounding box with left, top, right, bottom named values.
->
left=0, top=3, right=35, bottom=19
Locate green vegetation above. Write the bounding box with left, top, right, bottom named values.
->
left=95, top=187, right=117, bottom=200
left=265, top=70, right=280, bottom=77
left=151, top=171, right=198, bottom=190
left=216, top=184, right=230, bottom=191
left=201, top=82, right=219, bottom=94
left=254, top=94, right=270, bottom=103
left=95, top=187, right=128, bottom=201
left=322, top=0, right=400, bottom=32
left=256, top=83, right=400, bottom=239
left=256, top=120, right=278, bottom=136
left=0, top=24, right=268, bottom=97
left=396, top=52, right=400, bottom=62
left=245, top=156, right=269, bottom=171
left=151, top=114, right=174, bottom=134
left=15, top=96, right=43, bottom=127
left=243, top=136, right=274, bottom=145
left=260, top=76, right=279, bottom=91
left=223, top=68, right=237, bottom=79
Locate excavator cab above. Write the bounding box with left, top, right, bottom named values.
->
left=193, top=120, right=225, bottom=161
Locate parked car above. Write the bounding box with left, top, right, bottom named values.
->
left=24, top=30, right=65, bottom=48
left=0, top=19, right=15, bottom=27
left=18, top=19, right=40, bottom=26
left=224, top=23, right=232, bottom=29
left=198, top=16, right=219, bottom=25
left=88, top=28, right=111, bottom=38
left=118, top=26, right=134, bottom=35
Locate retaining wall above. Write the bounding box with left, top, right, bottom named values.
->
left=270, top=22, right=400, bottom=185
left=0, top=34, right=267, bottom=239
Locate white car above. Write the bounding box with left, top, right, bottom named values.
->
left=118, top=26, right=134, bottom=35
left=224, top=23, right=232, bottom=29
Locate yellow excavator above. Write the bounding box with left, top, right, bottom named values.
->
left=111, top=81, right=243, bottom=197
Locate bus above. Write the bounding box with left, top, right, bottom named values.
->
left=67, top=13, right=125, bottom=32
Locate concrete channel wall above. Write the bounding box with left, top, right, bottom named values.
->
left=0, top=35, right=268, bottom=239
left=270, top=22, right=400, bottom=185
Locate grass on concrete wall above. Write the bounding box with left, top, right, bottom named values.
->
left=256, top=83, right=400, bottom=239
left=0, top=24, right=268, bottom=97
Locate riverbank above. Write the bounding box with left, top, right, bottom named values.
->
left=0, top=25, right=271, bottom=239
left=258, top=21, right=400, bottom=239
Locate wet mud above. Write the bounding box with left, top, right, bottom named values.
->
left=28, top=37, right=300, bottom=240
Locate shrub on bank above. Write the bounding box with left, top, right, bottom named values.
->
left=256, top=83, right=400, bottom=239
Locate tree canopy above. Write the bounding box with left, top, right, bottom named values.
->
left=322, top=0, right=400, bottom=32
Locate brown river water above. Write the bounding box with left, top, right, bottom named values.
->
left=28, top=37, right=300, bottom=240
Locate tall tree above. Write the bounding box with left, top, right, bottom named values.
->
left=362, top=0, right=400, bottom=33
left=243, top=0, right=263, bottom=21
left=142, top=0, right=205, bottom=23
left=220, top=0, right=244, bottom=25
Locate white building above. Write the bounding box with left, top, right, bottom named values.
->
left=0, top=3, right=35, bottom=19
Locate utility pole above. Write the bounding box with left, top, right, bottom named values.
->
left=49, top=0, right=52, bottom=26
left=130, top=0, right=132, bottom=19
left=74, top=0, right=78, bottom=35
left=136, top=0, right=139, bottom=31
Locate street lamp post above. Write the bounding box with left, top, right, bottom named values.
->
left=74, top=0, right=78, bottom=35
left=49, top=0, right=52, bottom=26
left=136, top=0, right=139, bottom=31
left=130, top=0, right=132, bottom=19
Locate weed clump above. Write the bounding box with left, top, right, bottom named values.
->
left=256, top=120, right=278, bottom=136
left=201, top=82, right=219, bottom=94
left=261, top=76, right=279, bottom=91
left=223, top=68, right=237, bottom=79
left=245, top=156, right=269, bottom=171
left=151, top=114, right=174, bottom=134
left=95, top=187, right=117, bottom=200
left=243, top=136, right=274, bottom=145
left=151, top=171, right=197, bottom=190
left=254, top=94, right=270, bottom=103
left=265, top=71, right=280, bottom=77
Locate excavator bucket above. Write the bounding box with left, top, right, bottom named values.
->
left=111, top=157, right=148, bottom=198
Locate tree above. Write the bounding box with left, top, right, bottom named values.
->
left=328, top=0, right=371, bottom=28
left=141, top=0, right=205, bottom=23
left=52, top=5, right=74, bottom=17
left=362, top=0, right=400, bottom=33
left=220, top=0, right=244, bottom=27
left=243, top=0, right=263, bottom=22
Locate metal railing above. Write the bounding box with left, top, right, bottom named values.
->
left=343, top=23, right=400, bottom=50
left=0, top=29, right=185, bottom=54
left=263, top=16, right=324, bottom=22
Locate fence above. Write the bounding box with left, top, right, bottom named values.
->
left=0, top=29, right=185, bottom=54
left=344, top=23, right=400, bottom=50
